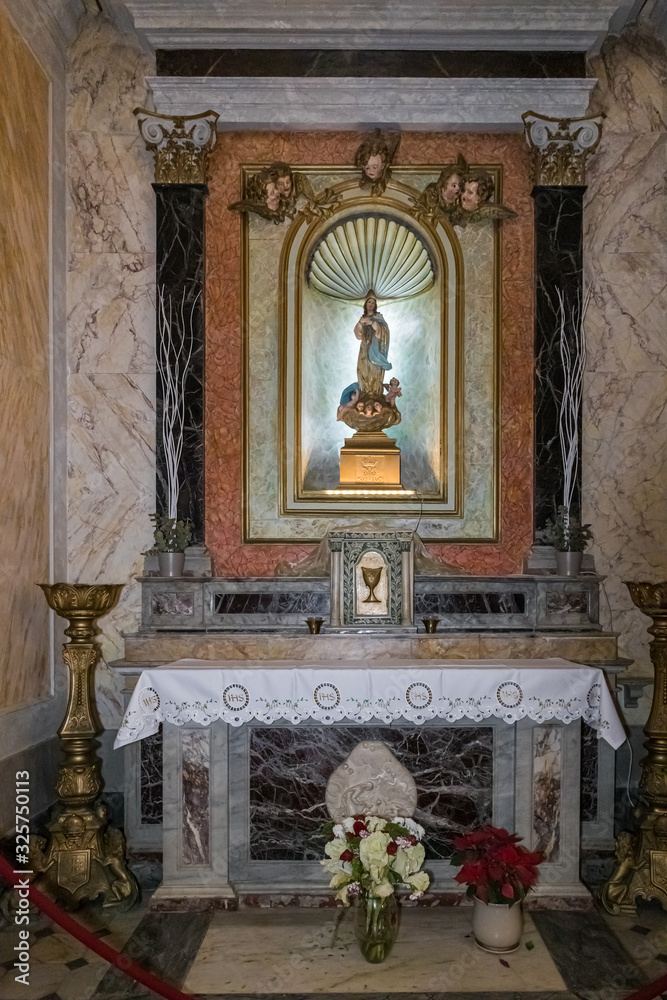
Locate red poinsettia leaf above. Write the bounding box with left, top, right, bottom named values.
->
left=501, top=882, right=515, bottom=899
left=499, top=958, right=510, bottom=967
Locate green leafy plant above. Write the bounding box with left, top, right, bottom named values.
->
left=541, top=505, right=593, bottom=553
left=148, top=513, right=193, bottom=553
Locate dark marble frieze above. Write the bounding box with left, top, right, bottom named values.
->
left=157, top=49, right=585, bottom=79
left=580, top=722, right=598, bottom=824
left=154, top=184, right=206, bottom=541
left=181, top=729, right=211, bottom=865
left=546, top=590, right=588, bottom=614
left=151, top=592, right=195, bottom=616
left=415, top=592, right=526, bottom=615
left=140, top=726, right=164, bottom=825
left=248, top=725, right=493, bottom=862
left=213, top=592, right=330, bottom=615
left=532, top=186, right=585, bottom=532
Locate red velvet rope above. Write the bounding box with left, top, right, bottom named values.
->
left=0, top=852, right=192, bottom=1000
left=3, top=849, right=667, bottom=1000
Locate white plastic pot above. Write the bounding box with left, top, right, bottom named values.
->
left=471, top=897, right=523, bottom=953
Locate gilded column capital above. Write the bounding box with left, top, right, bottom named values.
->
left=134, top=108, right=220, bottom=184
left=522, top=111, right=604, bottom=186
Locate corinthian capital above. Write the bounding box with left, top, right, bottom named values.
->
left=134, top=108, right=220, bottom=184
left=522, top=111, right=604, bottom=186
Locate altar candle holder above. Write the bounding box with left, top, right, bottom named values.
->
left=600, top=581, right=667, bottom=914
left=28, top=584, right=139, bottom=910
left=422, top=617, right=441, bottom=633
left=306, top=617, right=324, bottom=634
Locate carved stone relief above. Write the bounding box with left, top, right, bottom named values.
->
left=325, top=740, right=418, bottom=821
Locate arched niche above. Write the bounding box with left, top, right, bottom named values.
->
left=279, top=178, right=463, bottom=516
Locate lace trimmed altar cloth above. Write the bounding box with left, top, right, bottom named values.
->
left=114, top=657, right=626, bottom=749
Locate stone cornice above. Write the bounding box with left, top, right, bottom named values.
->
left=124, top=0, right=627, bottom=51
left=146, top=76, right=598, bottom=131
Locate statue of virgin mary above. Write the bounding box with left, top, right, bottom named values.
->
left=354, top=293, right=392, bottom=395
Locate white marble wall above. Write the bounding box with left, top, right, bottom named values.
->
left=66, top=12, right=156, bottom=725
left=583, top=14, right=667, bottom=678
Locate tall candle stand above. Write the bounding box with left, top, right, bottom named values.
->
left=28, top=584, right=138, bottom=909
left=600, top=582, right=667, bottom=913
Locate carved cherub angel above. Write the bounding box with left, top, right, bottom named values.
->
left=412, top=157, right=517, bottom=228
left=354, top=129, right=401, bottom=197
left=229, top=161, right=339, bottom=224
left=411, top=154, right=469, bottom=224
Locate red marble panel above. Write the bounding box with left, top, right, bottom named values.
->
left=206, top=132, right=534, bottom=577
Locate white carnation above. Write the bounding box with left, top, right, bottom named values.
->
left=332, top=823, right=345, bottom=838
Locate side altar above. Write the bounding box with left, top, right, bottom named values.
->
left=112, top=530, right=628, bottom=908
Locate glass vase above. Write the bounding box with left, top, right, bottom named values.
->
left=353, top=893, right=399, bottom=963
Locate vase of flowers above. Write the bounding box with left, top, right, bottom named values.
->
left=542, top=505, right=593, bottom=577
left=450, top=826, right=543, bottom=954
left=321, top=815, right=430, bottom=963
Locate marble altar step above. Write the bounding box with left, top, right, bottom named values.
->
left=115, top=629, right=619, bottom=669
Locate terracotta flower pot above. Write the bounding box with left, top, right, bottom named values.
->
left=471, top=897, right=523, bottom=953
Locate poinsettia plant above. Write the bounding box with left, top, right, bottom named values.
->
left=450, top=826, right=544, bottom=906
left=321, top=815, right=430, bottom=905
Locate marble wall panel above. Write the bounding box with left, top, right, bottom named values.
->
left=140, top=726, right=164, bottom=824
left=206, top=131, right=533, bottom=575
left=0, top=7, right=51, bottom=711
left=181, top=729, right=211, bottom=865
left=66, top=13, right=156, bottom=725
left=583, top=16, right=667, bottom=675
left=248, top=725, right=493, bottom=862
left=532, top=725, right=561, bottom=862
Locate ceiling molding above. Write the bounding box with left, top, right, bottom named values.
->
left=147, top=76, right=598, bottom=131
left=125, top=0, right=625, bottom=50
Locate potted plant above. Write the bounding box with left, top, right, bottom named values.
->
left=542, top=505, right=593, bottom=577
left=321, top=814, right=430, bottom=963
left=450, top=826, right=543, bottom=953
left=149, top=513, right=193, bottom=578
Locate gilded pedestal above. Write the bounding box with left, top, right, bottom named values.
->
left=600, top=582, right=667, bottom=914
left=29, top=584, right=138, bottom=909
left=338, top=431, right=410, bottom=494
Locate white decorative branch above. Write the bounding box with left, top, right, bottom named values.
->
left=156, top=285, right=198, bottom=519
left=556, top=285, right=589, bottom=533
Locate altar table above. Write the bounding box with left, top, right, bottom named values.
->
left=114, top=658, right=625, bottom=906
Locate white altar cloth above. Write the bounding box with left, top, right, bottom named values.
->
left=114, top=657, right=626, bottom=749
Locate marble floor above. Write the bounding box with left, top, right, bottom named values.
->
left=1, top=893, right=667, bottom=1000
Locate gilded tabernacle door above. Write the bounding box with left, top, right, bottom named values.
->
left=240, top=159, right=502, bottom=543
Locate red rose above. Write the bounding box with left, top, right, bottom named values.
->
left=340, top=849, right=354, bottom=862
left=353, top=820, right=367, bottom=836
left=386, top=841, right=398, bottom=856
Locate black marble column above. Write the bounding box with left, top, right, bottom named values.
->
left=154, top=183, right=207, bottom=541
left=532, top=185, right=585, bottom=533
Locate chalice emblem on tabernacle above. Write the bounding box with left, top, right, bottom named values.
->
left=362, top=566, right=383, bottom=603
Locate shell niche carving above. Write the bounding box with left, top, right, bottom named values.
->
left=325, top=740, right=418, bottom=822
left=307, top=215, right=435, bottom=301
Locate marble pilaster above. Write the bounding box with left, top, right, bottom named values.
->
left=66, top=12, right=156, bottom=726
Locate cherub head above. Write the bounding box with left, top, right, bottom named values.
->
left=437, top=167, right=464, bottom=206
left=255, top=167, right=281, bottom=212
left=364, top=404, right=374, bottom=416
left=354, top=131, right=397, bottom=191
left=270, top=161, right=293, bottom=199
left=389, top=377, right=399, bottom=388
left=461, top=172, right=494, bottom=213
left=355, top=401, right=365, bottom=413
left=373, top=401, right=383, bottom=413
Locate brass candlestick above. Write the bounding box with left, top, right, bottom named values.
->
left=600, top=582, right=667, bottom=914
left=28, top=584, right=138, bottom=909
